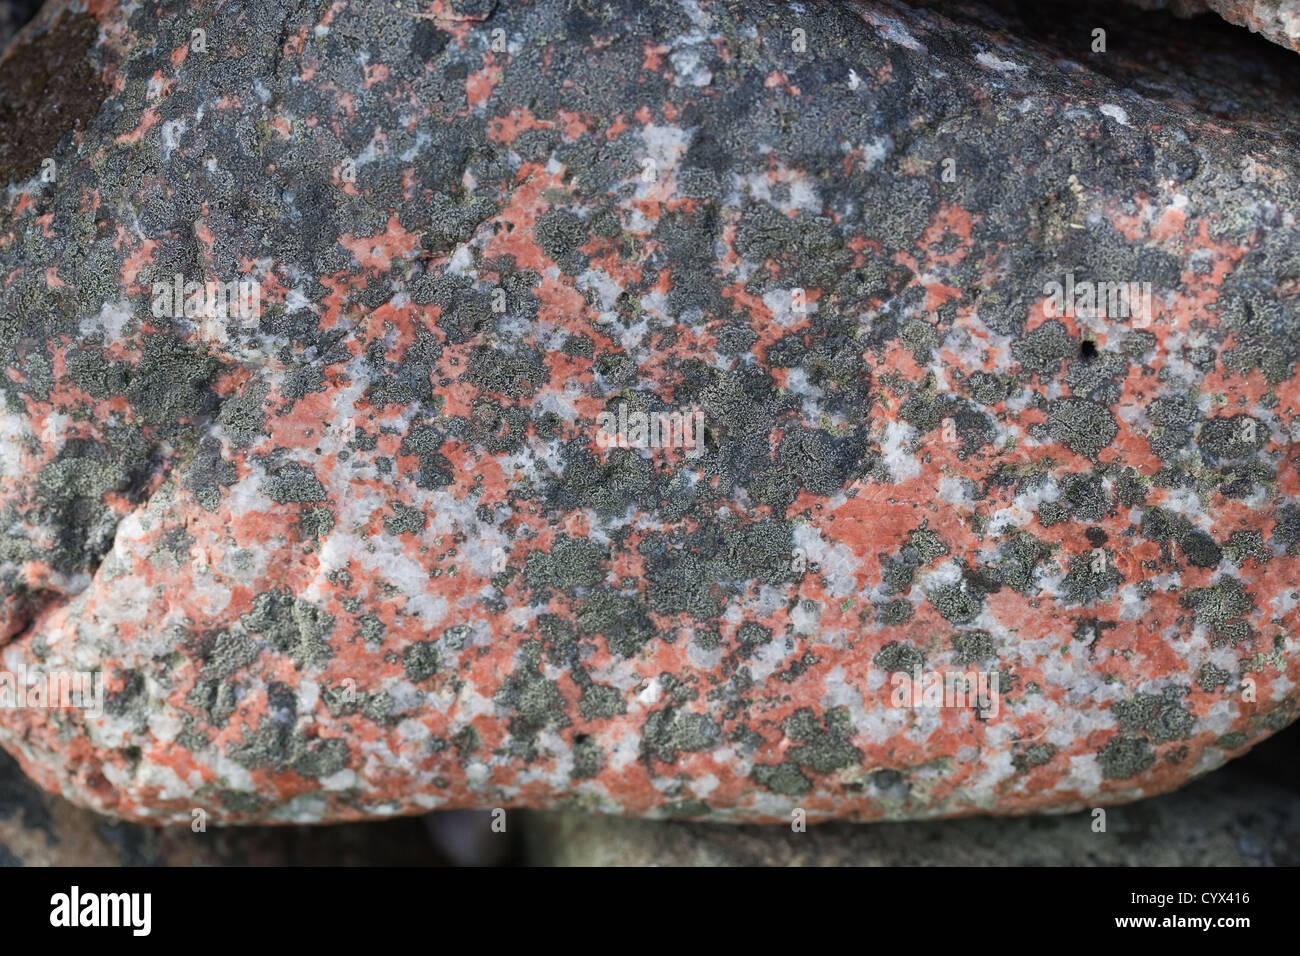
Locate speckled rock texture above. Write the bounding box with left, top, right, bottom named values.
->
left=1125, top=0, right=1300, bottom=56
left=524, top=765, right=1300, bottom=865
left=0, top=0, right=1297, bottom=826
left=524, top=726, right=1300, bottom=864
left=3, top=723, right=1296, bottom=865
left=0, top=750, right=437, bottom=864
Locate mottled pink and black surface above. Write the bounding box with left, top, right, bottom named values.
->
left=0, top=0, right=1294, bottom=824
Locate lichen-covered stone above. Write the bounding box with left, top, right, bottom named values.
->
left=522, top=740, right=1300, bottom=864
left=0, top=750, right=435, bottom=864
left=0, top=0, right=1297, bottom=825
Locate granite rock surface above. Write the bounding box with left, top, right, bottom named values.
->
left=0, top=749, right=437, bottom=864
left=0, top=0, right=1296, bottom=824
left=524, top=728, right=1300, bottom=864
left=4, top=723, right=1296, bottom=865
left=524, top=769, right=1300, bottom=865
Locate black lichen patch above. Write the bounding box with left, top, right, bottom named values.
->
left=782, top=707, right=861, bottom=774
left=951, top=629, right=996, bottom=666
left=1047, top=398, right=1117, bottom=458
left=218, top=381, right=269, bottom=448
left=464, top=345, right=548, bottom=398
left=298, top=505, right=335, bottom=538
left=493, top=641, right=570, bottom=761
left=398, top=423, right=454, bottom=490
left=993, top=532, right=1051, bottom=594
left=1097, top=734, right=1155, bottom=779
left=638, top=534, right=723, bottom=621
left=1181, top=577, right=1253, bottom=645
left=127, top=335, right=223, bottom=427
left=383, top=502, right=428, bottom=536
left=240, top=590, right=334, bottom=668
left=1011, top=742, right=1058, bottom=773
left=199, top=630, right=260, bottom=681
left=1112, top=687, right=1195, bottom=744
left=576, top=587, right=657, bottom=658
left=1179, top=529, right=1223, bottom=568
left=0, top=12, right=107, bottom=184
left=461, top=398, right=529, bottom=454
left=578, top=682, right=625, bottom=721
left=1196, top=661, right=1232, bottom=693
left=1214, top=731, right=1247, bottom=750
left=185, top=680, right=239, bottom=729
left=641, top=704, right=717, bottom=764
left=36, top=433, right=156, bottom=575
left=1224, top=528, right=1269, bottom=565
left=1272, top=504, right=1300, bottom=555
left=1060, top=553, right=1123, bottom=606
left=927, top=577, right=985, bottom=624
left=1146, top=395, right=1198, bottom=461
left=873, top=641, right=924, bottom=674
left=570, top=733, right=604, bottom=780
left=1055, top=470, right=1107, bottom=522
left=228, top=700, right=351, bottom=781
left=752, top=760, right=811, bottom=797
left=523, top=535, right=606, bottom=594
left=1012, top=320, right=1075, bottom=375
left=877, top=598, right=913, bottom=625
left=1197, top=414, right=1265, bottom=464
left=183, top=439, right=238, bottom=512
left=533, top=208, right=588, bottom=271
left=104, top=671, right=146, bottom=723
left=263, top=462, right=327, bottom=504
left=403, top=641, right=440, bottom=682
left=1060, top=471, right=1108, bottom=522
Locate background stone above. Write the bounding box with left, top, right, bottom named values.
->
left=1125, top=0, right=1300, bottom=56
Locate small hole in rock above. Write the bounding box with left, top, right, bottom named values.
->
left=1079, top=340, right=1098, bottom=361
